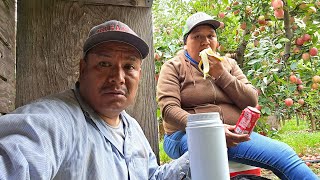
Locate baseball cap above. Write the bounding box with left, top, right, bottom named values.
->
left=183, top=12, right=221, bottom=42
left=83, top=20, right=149, bottom=59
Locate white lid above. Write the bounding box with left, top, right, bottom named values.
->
left=187, top=112, right=222, bottom=127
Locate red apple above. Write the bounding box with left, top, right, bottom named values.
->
left=289, top=17, right=295, bottom=24
left=284, top=98, right=294, bottom=107
left=297, top=85, right=304, bottom=91
left=302, top=53, right=310, bottom=60
left=245, top=6, right=252, bottom=14
left=302, top=34, right=311, bottom=42
left=292, top=24, right=298, bottom=31
left=293, top=47, right=300, bottom=54
left=218, top=12, right=225, bottom=18
left=258, top=15, right=266, bottom=25
left=259, top=26, right=266, bottom=31
left=295, top=37, right=304, bottom=46
left=309, top=47, right=318, bottom=56
left=254, top=40, right=259, bottom=47
left=232, top=1, right=239, bottom=6
left=296, top=78, right=302, bottom=85
left=312, top=75, right=320, bottom=83
left=272, top=0, right=284, bottom=10
left=274, top=9, right=284, bottom=19
left=233, top=9, right=240, bottom=15
left=253, top=31, right=259, bottom=37
left=289, top=75, right=297, bottom=83
left=305, top=161, right=311, bottom=166
left=240, top=22, right=246, bottom=30
left=298, top=99, right=304, bottom=105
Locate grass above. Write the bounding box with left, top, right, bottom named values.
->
left=159, top=138, right=171, bottom=164
left=276, top=119, right=320, bottom=154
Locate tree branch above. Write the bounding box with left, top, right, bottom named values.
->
left=236, top=28, right=250, bottom=67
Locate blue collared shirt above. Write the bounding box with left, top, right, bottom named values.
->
left=0, top=85, right=190, bottom=179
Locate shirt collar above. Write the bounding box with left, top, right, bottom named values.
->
left=184, top=50, right=199, bottom=65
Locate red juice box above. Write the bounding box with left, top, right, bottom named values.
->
left=234, top=106, right=261, bottom=135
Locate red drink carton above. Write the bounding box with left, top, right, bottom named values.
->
left=234, top=106, right=261, bottom=135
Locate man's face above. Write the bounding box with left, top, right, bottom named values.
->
left=79, top=41, right=142, bottom=118
left=185, top=25, right=217, bottom=62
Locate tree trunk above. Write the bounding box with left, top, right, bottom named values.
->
left=308, top=112, right=316, bottom=131
left=0, top=0, right=15, bottom=113
left=236, top=29, right=249, bottom=67
left=16, top=0, right=158, bottom=160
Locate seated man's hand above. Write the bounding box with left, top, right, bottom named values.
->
left=224, top=124, right=250, bottom=147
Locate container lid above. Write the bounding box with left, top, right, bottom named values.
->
left=187, top=112, right=222, bottom=127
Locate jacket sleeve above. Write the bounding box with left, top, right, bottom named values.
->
left=0, top=102, right=69, bottom=179
left=215, top=57, right=258, bottom=109
left=149, top=152, right=190, bottom=180
left=157, top=59, right=189, bottom=130
left=130, top=119, right=190, bottom=180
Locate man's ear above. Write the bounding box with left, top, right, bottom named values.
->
left=139, top=68, right=142, bottom=79
left=79, top=58, right=86, bottom=80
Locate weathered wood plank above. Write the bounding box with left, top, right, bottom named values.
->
left=17, top=1, right=158, bottom=159
left=0, top=0, right=16, bottom=113
left=68, top=0, right=153, bottom=7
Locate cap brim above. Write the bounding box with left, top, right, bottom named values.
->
left=83, top=31, right=149, bottom=59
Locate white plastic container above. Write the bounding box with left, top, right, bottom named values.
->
left=186, top=112, right=230, bottom=180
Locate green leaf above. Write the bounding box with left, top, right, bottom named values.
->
left=288, top=85, right=296, bottom=92
left=245, top=52, right=255, bottom=57
left=279, top=38, right=290, bottom=43
left=273, top=73, right=279, bottom=82
left=290, top=62, right=298, bottom=70
left=248, top=59, right=261, bottom=65
left=264, top=107, right=271, bottom=115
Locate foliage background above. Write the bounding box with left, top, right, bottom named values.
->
left=153, top=0, right=320, bottom=133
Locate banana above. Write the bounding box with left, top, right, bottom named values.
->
left=198, top=48, right=223, bottom=79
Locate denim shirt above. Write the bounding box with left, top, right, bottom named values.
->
left=0, top=85, right=190, bottom=180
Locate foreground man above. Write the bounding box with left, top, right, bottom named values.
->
left=0, top=20, right=190, bottom=179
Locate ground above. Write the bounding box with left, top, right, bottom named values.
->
left=260, top=149, right=320, bottom=179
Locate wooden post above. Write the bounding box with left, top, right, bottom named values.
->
left=0, top=0, right=15, bottom=114
left=16, top=1, right=159, bottom=161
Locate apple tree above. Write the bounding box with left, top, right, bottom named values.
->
left=153, top=0, right=320, bottom=132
